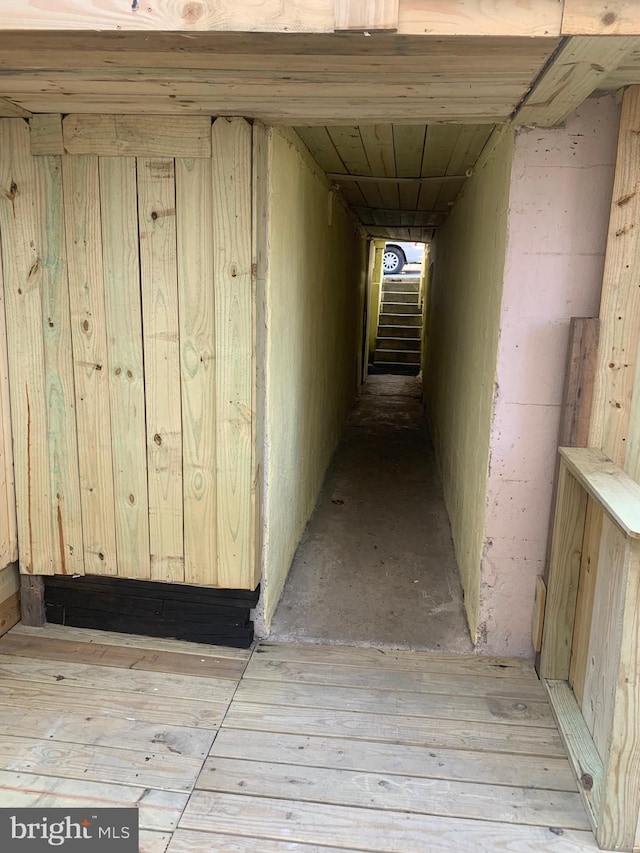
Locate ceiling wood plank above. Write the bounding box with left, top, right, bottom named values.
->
left=515, top=35, right=638, bottom=127
left=358, top=125, right=399, bottom=209
left=0, top=1, right=562, bottom=37
left=393, top=125, right=426, bottom=210
left=562, top=0, right=640, bottom=35
left=335, top=0, right=399, bottom=32
left=0, top=96, right=30, bottom=117
left=417, top=126, right=461, bottom=211
left=295, top=126, right=368, bottom=208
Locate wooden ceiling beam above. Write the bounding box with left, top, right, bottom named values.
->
left=514, top=35, right=637, bottom=127
left=562, top=0, right=640, bottom=35
left=0, top=0, right=562, bottom=37
left=327, top=173, right=471, bottom=183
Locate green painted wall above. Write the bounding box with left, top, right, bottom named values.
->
left=262, top=128, right=366, bottom=627
left=423, top=127, right=514, bottom=640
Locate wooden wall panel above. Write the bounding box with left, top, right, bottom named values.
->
left=62, top=156, right=117, bottom=576
left=0, top=117, right=257, bottom=590
left=588, top=87, right=640, bottom=468
left=0, top=120, right=54, bottom=574
left=38, top=154, right=84, bottom=575
left=175, top=157, right=217, bottom=587
left=99, top=157, right=150, bottom=580
left=0, top=244, right=17, bottom=569
left=137, top=158, right=184, bottom=583
left=212, top=118, right=254, bottom=589
left=581, top=514, right=626, bottom=758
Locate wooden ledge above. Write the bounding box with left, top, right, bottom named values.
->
left=559, top=446, right=640, bottom=538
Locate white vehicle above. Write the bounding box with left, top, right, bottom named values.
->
left=383, top=242, right=424, bottom=275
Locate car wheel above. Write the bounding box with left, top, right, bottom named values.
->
left=382, top=247, right=405, bottom=276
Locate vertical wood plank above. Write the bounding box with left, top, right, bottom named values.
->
left=99, top=157, right=150, bottom=580
left=175, top=157, right=217, bottom=587
left=597, top=537, right=640, bottom=851
left=537, top=317, right=599, bottom=675
left=29, top=114, right=64, bottom=156
left=212, top=117, right=253, bottom=590
left=569, top=497, right=604, bottom=705
left=0, top=119, right=54, bottom=575
left=540, top=462, right=588, bottom=680
left=581, top=515, right=626, bottom=755
left=589, top=86, right=640, bottom=468
left=137, top=158, right=184, bottom=583
left=0, top=242, right=17, bottom=568
left=62, top=155, right=117, bottom=576
left=251, top=121, right=270, bottom=592
left=20, top=574, right=45, bottom=626
left=334, top=0, right=399, bottom=31
left=38, top=154, right=84, bottom=575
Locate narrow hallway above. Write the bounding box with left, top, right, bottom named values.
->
left=269, top=375, right=473, bottom=651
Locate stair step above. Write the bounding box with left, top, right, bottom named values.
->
left=377, top=325, right=421, bottom=339
left=381, top=302, right=422, bottom=315
left=379, top=313, right=422, bottom=327
left=383, top=279, right=420, bottom=294
left=376, top=337, right=422, bottom=351
left=375, top=348, right=421, bottom=364
left=380, top=292, right=420, bottom=304
left=369, top=362, right=420, bottom=377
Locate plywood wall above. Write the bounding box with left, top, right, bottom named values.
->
left=0, top=117, right=259, bottom=590
left=261, top=128, right=366, bottom=628
left=423, top=126, right=515, bottom=642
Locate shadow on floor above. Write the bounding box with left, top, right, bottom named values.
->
left=269, top=374, right=473, bottom=652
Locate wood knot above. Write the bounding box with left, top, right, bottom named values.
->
left=115, top=367, right=122, bottom=376
left=128, top=493, right=135, bottom=504
left=82, top=319, right=90, bottom=332
left=151, top=211, right=158, bottom=220
left=154, top=433, right=162, bottom=445
left=580, top=773, right=594, bottom=791
left=182, top=1, right=203, bottom=22
left=602, top=11, right=616, bottom=26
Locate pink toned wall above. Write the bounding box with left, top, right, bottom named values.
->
left=479, top=96, right=620, bottom=656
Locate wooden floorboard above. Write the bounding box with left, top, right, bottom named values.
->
left=0, top=629, right=597, bottom=851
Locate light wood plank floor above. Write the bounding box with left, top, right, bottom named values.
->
left=0, top=626, right=598, bottom=852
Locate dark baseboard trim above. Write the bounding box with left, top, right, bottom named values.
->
left=44, top=575, right=259, bottom=648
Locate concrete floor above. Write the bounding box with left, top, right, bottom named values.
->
left=269, top=375, right=474, bottom=652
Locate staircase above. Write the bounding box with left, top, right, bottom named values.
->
left=372, top=275, right=422, bottom=375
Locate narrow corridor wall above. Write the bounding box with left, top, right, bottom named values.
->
left=260, top=128, right=366, bottom=629
left=423, top=127, right=514, bottom=641
left=481, top=96, right=619, bottom=656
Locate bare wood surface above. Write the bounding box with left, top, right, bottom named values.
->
left=0, top=120, right=54, bottom=574
left=63, top=115, right=211, bottom=158
left=559, top=447, right=640, bottom=537
left=569, top=498, right=604, bottom=705
left=212, top=118, right=254, bottom=590
left=180, top=791, right=597, bottom=852
left=335, top=0, right=399, bottom=31
left=99, top=156, right=150, bottom=579
left=62, top=155, right=118, bottom=575
left=138, top=158, right=184, bottom=583
left=38, top=154, right=84, bottom=575
left=545, top=679, right=603, bottom=833
left=29, top=114, right=63, bottom=154
left=0, top=0, right=562, bottom=37
left=0, top=633, right=247, bottom=680
left=0, top=235, right=17, bottom=569
left=588, top=86, right=640, bottom=468
left=562, top=0, right=640, bottom=35
left=531, top=576, right=547, bottom=654
left=175, top=157, right=216, bottom=587
left=596, top=537, right=640, bottom=849
left=540, top=464, right=588, bottom=680
left=0, top=591, right=19, bottom=637
left=515, top=36, right=637, bottom=126
left=19, top=575, right=44, bottom=627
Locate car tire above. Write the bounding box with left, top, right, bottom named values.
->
left=382, top=246, right=405, bottom=276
